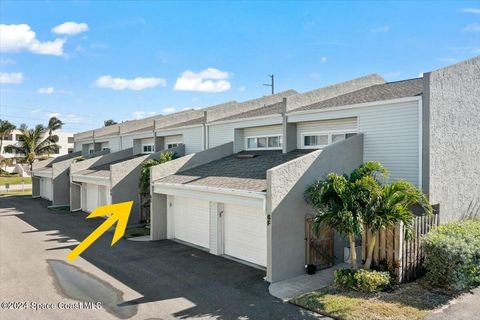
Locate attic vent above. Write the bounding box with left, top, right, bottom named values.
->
left=235, top=154, right=257, bottom=159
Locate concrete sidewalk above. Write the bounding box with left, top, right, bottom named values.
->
left=269, top=263, right=349, bottom=301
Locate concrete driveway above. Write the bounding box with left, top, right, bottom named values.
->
left=0, top=196, right=322, bottom=320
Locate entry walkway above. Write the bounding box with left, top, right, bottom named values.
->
left=269, top=263, right=349, bottom=301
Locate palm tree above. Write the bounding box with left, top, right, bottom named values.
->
left=362, top=179, right=432, bottom=269
left=4, top=124, right=59, bottom=172
left=305, top=173, right=364, bottom=269
left=0, top=119, right=16, bottom=155
left=47, top=117, right=64, bottom=156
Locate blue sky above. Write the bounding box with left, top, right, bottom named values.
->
left=1, top=1, right=479, bottom=133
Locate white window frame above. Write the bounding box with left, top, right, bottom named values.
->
left=88, top=148, right=94, bottom=154
left=301, top=129, right=358, bottom=149
left=244, top=134, right=283, bottom=151
left=166, top=142, right=181, bottom=149
left=142, top=144, right=155, bottom=154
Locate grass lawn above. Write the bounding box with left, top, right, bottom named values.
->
left=291, top=282, right=456, bottom=320
left=124, top=227, right=150, bottom=238
left=0, top=176, right=32, bottom=185
left=0, top=189, right=32, bottom=197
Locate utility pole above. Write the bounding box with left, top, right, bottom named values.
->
left=263, top=74, right=274, bottom=95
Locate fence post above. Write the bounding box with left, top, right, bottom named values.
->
left=394, top=222, right=404, bottom=283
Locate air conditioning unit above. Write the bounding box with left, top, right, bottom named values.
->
left=344, top=246, right=362, bottom=263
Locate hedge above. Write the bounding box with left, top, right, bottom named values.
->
left=422, top=219, right=480, bottom=291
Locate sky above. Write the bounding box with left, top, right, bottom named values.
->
left=1, top=1, right=479, bottom=133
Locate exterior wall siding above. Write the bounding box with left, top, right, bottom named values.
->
left=208, top=117, right=283, bottom=149
left=156, top=127, right=203, bottom=155
left=289, top=99, right=421, bottom=186
left=296, top=117, right=358, bottom=149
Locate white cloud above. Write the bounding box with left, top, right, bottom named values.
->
left=309, top=73, right=320, bottom=80
left=465, top=23, right=480, bottom=31
left=473, top=48, right=480, bottom=54
left=238, top=86, right=246, bottom=92
left=0, top=58, right=15, bottom=65
left=94, top=75, right=167, bottom=90
left=174, top=68, right=231, bottom=93
left=162, top=107, right=176, bottom=114
left=37, top=86, right=55, bottom=94
left=371, top=26, right=390, bottom=33
left=132, top=111, right=157, bottom=119
left=459, top=8, right=480, bottom=14
left=0, top=72, right=23, bottom=84
left=320, top=56, right=328, bottom=63
left=44, top=112, right=86, bottom=124
left=0, top=24, right=65, bottom=56
left=51, top=22, right=89, bottom=35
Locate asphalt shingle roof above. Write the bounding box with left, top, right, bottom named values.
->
left=155, top=149, right=313, bottom=192
left=293, top=78, right=423, bottom=112
left=74, top=154, right=144, bottom=178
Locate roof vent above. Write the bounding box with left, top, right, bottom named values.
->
left=235, top=154, right=257, bottom=159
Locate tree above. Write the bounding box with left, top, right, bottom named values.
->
left=104, top=119, right=117, bottom=127
left=362, top=179, right=432, bottom=269
left=305, top=173, right=364, bottom=269
left=4, top=124, right=59, bottom=172
left=138, top=152, right=177, bottom=193
left=47, top=117, right=64, bottom=156
left=0, top=119, right=16, bottom=155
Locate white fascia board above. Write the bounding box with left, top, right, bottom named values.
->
left=207, top=114, right=283, bottom=127
left=32, top=169, right=53, bottom=178
left=71, top=174, right=111, bottom=186
left=153, top=182, right=266, bottom=210
left=287, top=96, right=422, bottom=119
left=155, top=124, right=203, bottom=134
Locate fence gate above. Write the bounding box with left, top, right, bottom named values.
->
left=139, top=193, right=151, bottom=224
left=306, top=218, right=334, bottom=269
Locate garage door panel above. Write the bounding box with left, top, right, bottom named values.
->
left=173, top=196, right=210, bottom=249
left=224, top=204, right=267, bottom=267
left=85, top=183, right=99, bottom=213
left=40, top=178, right=52, bottom=201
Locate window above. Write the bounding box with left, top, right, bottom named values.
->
left=68, top=137, right=74, bottom=143
left=142, top=144, right=155, bottom=153
left=304, top=134, right=328, bottom=147
left=88, top=149, right=94, bottom=154
left=167, top=143, right=180, bottom=149
left=68, top=148, right=74, bottom=154
left=2, top=134, right=13, bottom=141
left=245, top=135, right=283, bottom=150
left=302, top=132, right=357, bottom=149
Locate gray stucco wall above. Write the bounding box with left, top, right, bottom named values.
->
left=110, top=145, right=186, bottom=225
left=266, top=134, right=364, bottom=282
left=32, top=177, right=40, bottom=198
left=425, top=56, right=480, bottom=222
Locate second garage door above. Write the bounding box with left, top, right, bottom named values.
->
left=223, top=203, right=267, bottom=267
left=172, top=196, right=210, bottom=249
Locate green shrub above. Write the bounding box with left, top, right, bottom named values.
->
left=334, top=268, right=356, bottom=288
left=354, top=269, right=391, bottom=293
left=422, top=219, right=480, bottom=291
left=334, top=268, right=391, bottom=293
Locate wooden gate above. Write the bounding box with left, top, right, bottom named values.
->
left=306, top=218, right=334, bottom=269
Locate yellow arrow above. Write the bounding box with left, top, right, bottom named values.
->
left=67, top=201, right=134, bottom=262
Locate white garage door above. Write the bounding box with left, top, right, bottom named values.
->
left=224, top=204, right=267, bottom=267
left=85, top=183, right=99, bottom=213
left=172, top=196, right=210, bottom=249
left=40, top=178, right=53, bottom=201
